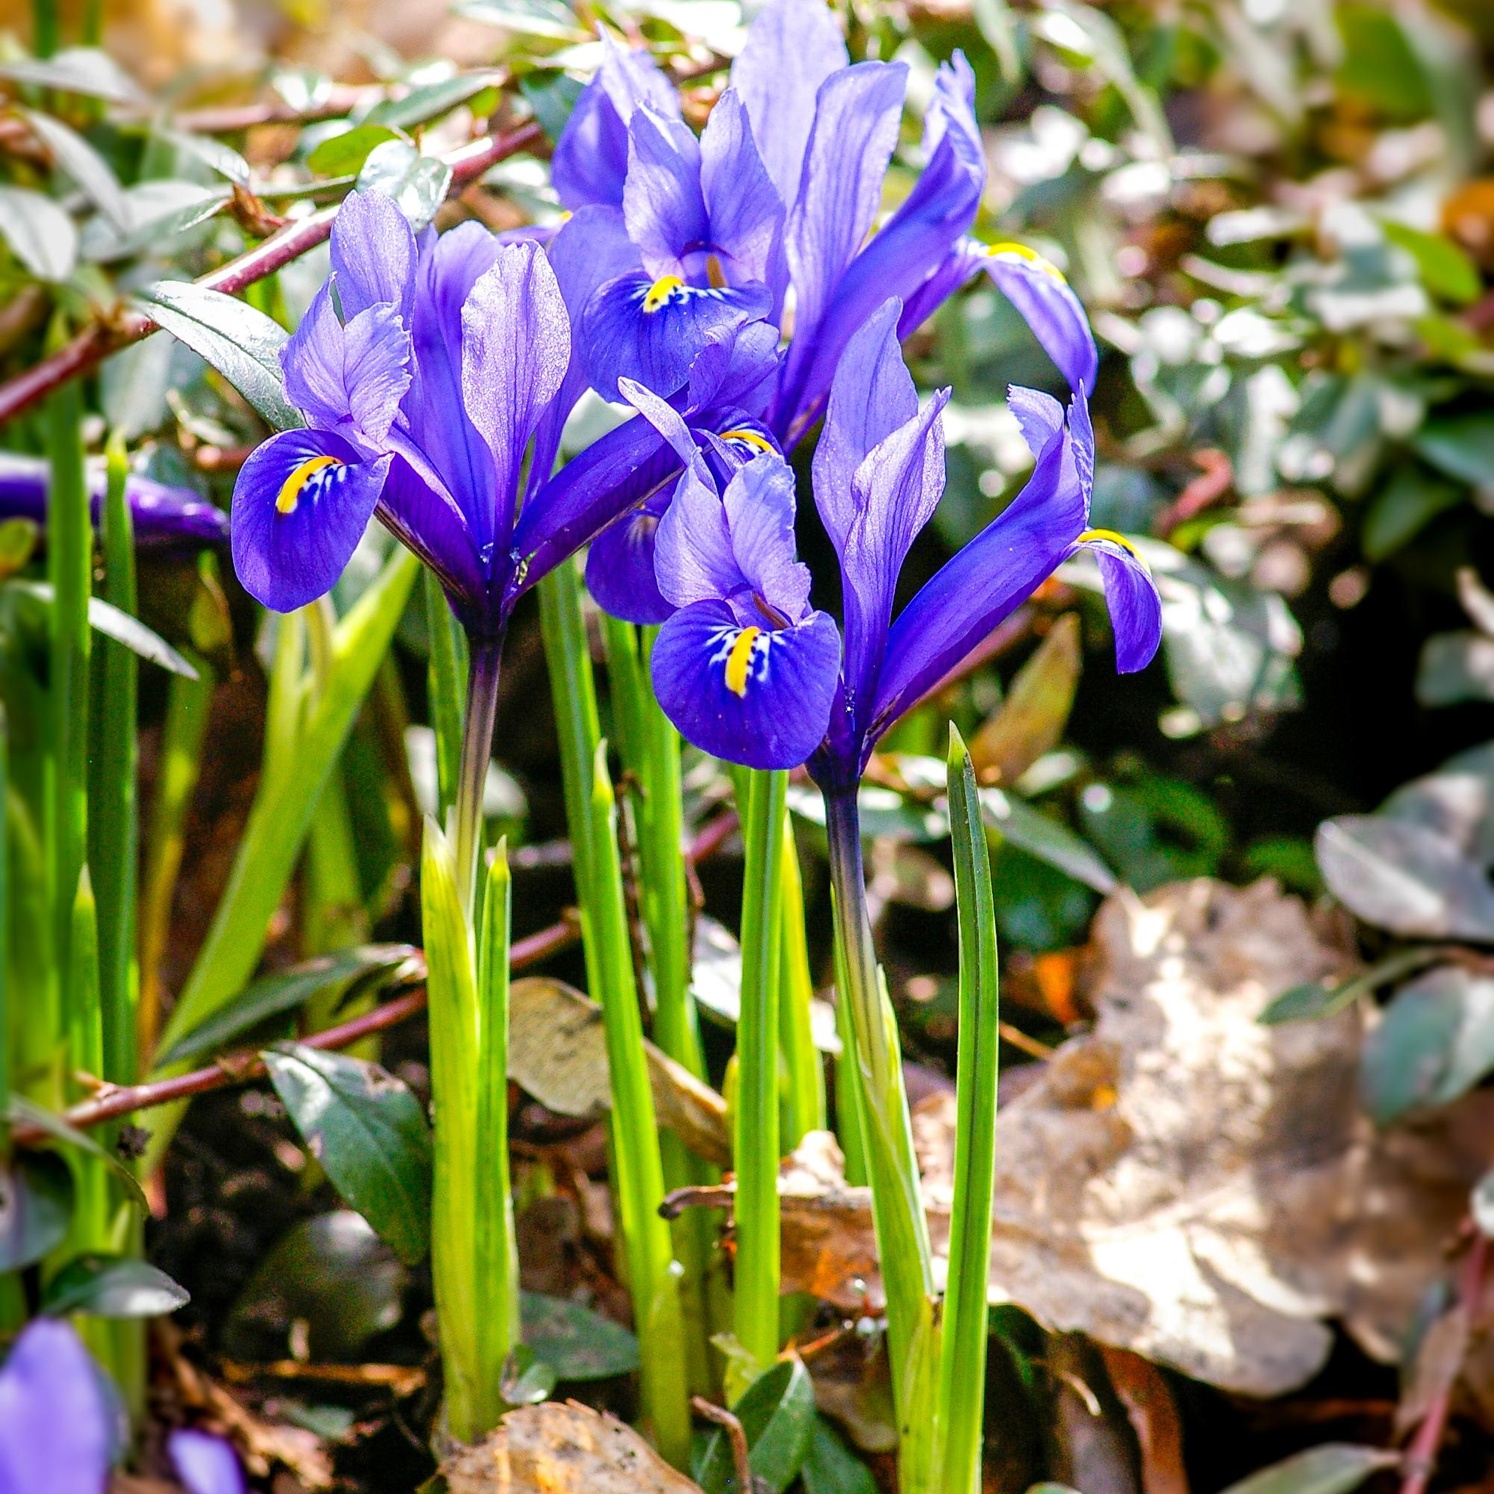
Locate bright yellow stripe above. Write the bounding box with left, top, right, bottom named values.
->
left=276, top=455, right=339, bottom=515
left=987, top=241, right=1067, bottom=282
left=725, top=627, right=761, bottom=698
left=1079, top=527, right=1140, bottom=558
left=722, top=428, right=774, bottom=454
left=642, top=274, right=685, bottom=313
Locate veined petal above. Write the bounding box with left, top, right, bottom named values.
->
left=784, top=62, right=907, bottom=357
left=699, top=89, right=784, bottom=287
left=721, top=452, right=811, bottom=622
left=618, top=376, right=699, bottom=465
left=231, top=429, right=388, bottom=613
left=685, top=319, right=781, bottom=416
left=781, top=54, right=981, bottom=433
left=897, top=239, right=984, bottom=337
left=585, top=488, right=673, bottom=624
left=811, top=297, right=917, bottom=551
left=0, top=1320, right=114, bottom=1494
left=983, top=244, right=1098, bottom=397
left=731, top=0, right=848, bottom=207
left=460, top=240, right=570, bottom=554
left=330, top=189, right=416, bottom=320
left=870, top=399, right=1089, bottom=738
left=839, top=388, right=949, bottom=708
left=376, top=454, right=486, bottom=622
left=625, top=106, right=708, bottom=279
left=1075, top=530, right=1162, bottom=673
left=282, top=284, right=412, bottom=445
left=581, top=272, right=771, bottom=400
left=1007, top=384, right=1065, bottom=457
left=653, top=459, right=741, bottom=608
left=552, top=35, right=680, bottom=211
left=652, top=600, right=841, bottom=769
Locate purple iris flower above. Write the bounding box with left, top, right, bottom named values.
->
left=168, top=1429, right=248, bottom=1494
left=0, top=453, right=229, bottom=550
left=641, top=296, right=1161, bottom=782
left=551, top=0, right=986, bottom=445
left=0, top=1319, right=116, bottom=1494
left=231, top=190, right=589, bottom=640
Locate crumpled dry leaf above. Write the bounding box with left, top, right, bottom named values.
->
left=441, top=1401, right=703, bottom=1493
left=765, top=880, right=1489, bottom=1397
left=508, top=977, right=730, bottom=1167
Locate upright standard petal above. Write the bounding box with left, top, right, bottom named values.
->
left=652, top=459, right=742, bottom=609
left=329, top=189, right=416, bottom=321
left=231, top=429, right=390, bottom=613
left=624, top=107, right=709, bottom=278
left=282, top=284, right=412, bottom=445
left=870, top=397, right=1089, bottom=736
left=731, top=0, right=848, bottom=206
left=699, top=89, right=784, bottom=287
left=811, top=297, right=918, bottom=551
left=1074, top=531, right=1162, bottom=674
left=0, top=1319, right=114, bottom=1494
left=460, top=240, right=570, bottom=554
left=778, top=61, right=908, bottom=435
left=719, top=453, right=812, bottom=621
left=782, top=54, right=982, bottom=432
left=552, top=35, right=680, bottom=211
left=651, top=599, right=841, bottom=769
left=581, top=272, right=771, bottom=401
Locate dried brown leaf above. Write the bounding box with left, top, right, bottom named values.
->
left=970, top=612, right=1082, bottom=785
left=441, top=1401, right=703, bottom=1493
left=1098, top=1346, right=1188, bottom=1494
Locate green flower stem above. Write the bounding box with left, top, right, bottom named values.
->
left=425, top=570, right=469, bottom=825
left=453, top=636, right=502, bottom=919
left=823, top=785, right=938, bottom=1493
left=475, top=840, right=518, bottom=1418
left=46, top=367, right=90, bottom=1047
left=938, top=727, right=1001, bottom=1494
left=735, top=768, right=785, bottom=1377
left=588, top=742, right=692, bottom=1467
left=776, top=810, right=824, bottom=1148
left=600, top=615, right=716, bottom=1394
left=90, top=435, right=138, bottom=1090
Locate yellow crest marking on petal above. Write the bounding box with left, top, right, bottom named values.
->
left=276, top=455, right=340, bottom=516
left=1079, top=527, right=1142, bottom=559
left=725, top=626, right=761, bottom=698
left=721, top=428, right=775, bottom=455
left=643, top=274, right=685, bottom=313
left=987, top=241, right=1067, bottom=283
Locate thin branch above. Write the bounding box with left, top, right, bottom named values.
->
left=0, top=119, right=544, bottom=430
left=691, top=1397, right=755, bottom=1492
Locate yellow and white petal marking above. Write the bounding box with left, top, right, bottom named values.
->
left=720, top=428, right=776, bottom=456
left=986, top=241, right=1068, bottom=283
left=642, top=274, right=687, bottom=313
left=724, top=626, right=762, bottom=697
left=276, top=455, right=341, bottom=516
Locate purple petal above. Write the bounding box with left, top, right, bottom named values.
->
left=329, top=189, right=416, bottom=320
left=581, top=272, right=771, bottom=401
left=282, top=284, right=412, bottom=445
left=460, top=240, right=570, bottom=554
left=585, top=489, right=673, bottom=624
left=684, top=320, right=781, bottom=417
left=0, top=453, right=228, bottom=549
left=0, top=1319, right=114, bottom=1494
left=838, top=389, right=949, bottom=708
left=168, top=1430, right=246, bottom=1494
left=721, top=453, right=812, bottom=622
left=231, top=428, right=388, bottom=612
left=625, top=107, right=709, bottom=279
left=1006, top=384, right=1065, bottom=457
left=1077, top=533, right=1162, bottom=674
left=984, top=245, right=1098, bottom=397
left=377, top=455, right=486, bottom=624
left=777, top=61, right=907, bottom=435
left=897, top=239, right=984, bottom=338
left=651, top=599, right=841, bottom=769
left=699, top=90, right=784, bottom=288
left=870, top=397, right=1090, bottom=738
left=731, top=0, right=848, bottom=206
left=780, top=54, right=981, bottom=435
left=811, top=297, right=918, bottom=551
left=618, top=376, right=699, bottom=464
left=552, top=37, right=681, bottom=211
left=653, top=460, right=742, bottom=608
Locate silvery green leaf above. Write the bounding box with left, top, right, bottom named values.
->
left=81, top=180, right=230, bottom=263
left=357, top=139, right=452, bottom=232
left=0, top=185, right=78, bottom=281
left=0, top=47, right=145, bottom=104
left=20, top=108, right=131, bottom=229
